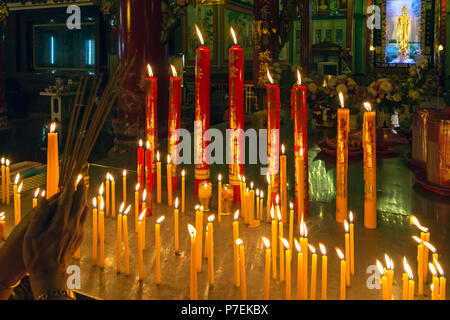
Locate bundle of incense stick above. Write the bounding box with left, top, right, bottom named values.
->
left=60, top=55, right=136, bottom=187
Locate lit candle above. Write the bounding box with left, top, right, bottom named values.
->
left=256, top=189, right=260, bottom=220
left=168, top=64, right=181, bottom=192
left=289, top=202, right=294, bottom=251
left=266, top=174, right=271, bottom=222
left=156, top=151, right=161, bottom=204
left=167, top=155, right=173, bottom=206
left=424, top=241, right=438, bottom=276
left=233, top=210, right=240, bottom=287
left=111, top=174, right=116, bottom=218
left=32, top=188, right=40, bottom=208
left=75, top=174, right=82, bottom=191
left=319, top=243, right=327, bottom=300
left=295, top=240, right=303, bottom=300
left=236, top=238, right=246, bottom=300
left=142, top=189, right=147, bottom=249
left=280, top=144, right=287, bottom=223
left=278, top=207, right=284, bottom=282
left=46, top=122, right=59, bottom=198
left=244, top=187, right=249, bottom=224
left=344, top=220, right=350, bottom=287
left=174, top=198, right=180, bottom=254
left=262, top=237, right=271, bottom=300
left=123, top=205, right=131, bottom=275
left=336, top=92, right=349, bottom=223
left=181, top=170, right=186, bottom=213
left=207, top=215, right=215, bottom=286
left=92, top=198, right=97, bottom=265
left=134, top=183, right=140, bottom=232
left=336, top=248, right=346, bottom=300
left=363, top=102, right=376, bottom=229
left=5, top=160, right=10, bottom=206
left=275, top=194, right=280, bottom=226
left=385, top=254, right=394, bottom=300
left=309, top=244, right=317, bottom=300
left=270, top=206, right=278, bottom=279
left=188, top=224, right=198, bottom=300
left=137, top=210, right=145, bottom=280
left=429, top=263, right=439, bottom=300
left=402, top=257, right=409, bottom=300
left=15, top=182, right=23, bottom=226
left=249, top=182, right=255, bottom=225
left=434, top=258, right=446, bottom=300
left=0, top=212, right=6, bottom=241
left=122, top=170, right=127, bottom=204
left=259, top=191, right=264, bottom=222
left=300, top=217, right=309, bottom=299
left=1, top=157, right=5, bottom=204
left=403, top=257, right=415, bottom=300
left=137, top=139, right=144, bottom=194
left=411, top=216, right=430, bottom=282
left=74, top=182, right=82, bottom=260
left=376, top=260, right=387, bottom=300
left=195, top=205, right=204, bottom=272
left=106, top=173, right=110, bottom=217
left=12, top=174, right=19, bottom=226
left=145, top=64, right=158, bottom=191
left=412, top=236, right=424, bottom=295
left=349, top=211, right=355, bottom=275
left=116, top=203, right=124, bottom=273
left=218, top=174, right=222, bottom=222
left=99, top=197, right=105, bottom=268
left=282, top=238, right=292, bottom=300
left=98, top=183, right=104, bottom=219
left=155, top=215, right=165, bottom=285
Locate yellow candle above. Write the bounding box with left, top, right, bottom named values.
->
left=188, top=224, right=197, bottom=300
left=244, top=188, right=249, bottom=224
left=402, top=272, right=409, bottom=300
left=344, top=221, right=350, bottom=287
left=289, top=202, right=294, bottom=251
left=167, top=155, right=172, bottom=206
left=278, top=208, right=284, bottom=282
left=409, top=279, right=415, bottom=300
left=256, top=189, right=260, bottom=220
left=134, top=183, right=140, bottom=232
left=363, top=103, right=376, bottom=229
left=123, top=205, right=131, bottom=275
left=295, top=240, right=303, bottom=300
left=32, top=188, right=40, bottom=208
left=233, top=211, right=240, bottom=287
left=336, top=248, right=346, bottom=300
left=155, top=216, right=165, bottom=284
left=218, top=174, right=222, bottom=222
left=300, top=218, right=308, bottom=299
left=424, top=232, right=430, bottom=281
left=157, top=151, right=161, bottom=204
left=266, top=174, right=271, bottom=222
left=259, top=191, right=264, bottom=222
left=122, top=170, right=127, bottom=204
left=99, top=198, right=105, bottom=268
left=411, top=216, right=429, bottom=283
left=385, top=254, right=394, bottom=300
left=262, top=237, right=271, bottom=300
left=106, top=173, right=110, bottom=216
left=270, top=206, right=277, bottom=279
left=46, top=123, right=59, bottom=199
left=5, top=160, right=10, bottom=206
left=207, top=215, right=214, bottom=286
left=92, top=198, right=98, bottom=265
left=98, top=183, right=104, bottom=220
left=349, top=211, right=355, bottom=275
left=309, top=244, right=317, bottom=300
left=319, top=243, right=327, bottom=300
left=403, top=257, right=414, bottom=300
left=0, top=213, right=6, bottom=241
left=1, top=157, right=4, bottom=204
left=137, top=211, right=145, bottom=280
left=376, top=260, right=387, bottom=300
left=237, top=239, right=246, bottom=300
left=195, top=206, right=204, bottom=272
left=111, top=176, right=116, bottom=218
left=434, top=259, right=446, bottom=300
left=249, top=183, right=255, bottom=225
left=174, top=198, right=180, bottom=254
left=280, top=145, right=287, bottom=223
left=429, top=263, right=439, bottom=300
left=116, top=203, right=124, bottom=273
left=181, top=170, right=186, bottom=213
left=141, top=189, right=147, bottom=250
left=412, top=236, right=424, bottom=295
left=281, top=238, right=291, bottom=300
left=15, top=182, right=22, bottom=226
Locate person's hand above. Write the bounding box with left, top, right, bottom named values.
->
left=23, top=180, right=88, bottom=298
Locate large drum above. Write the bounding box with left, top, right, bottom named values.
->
left=426, top=113, right=450, bottom=188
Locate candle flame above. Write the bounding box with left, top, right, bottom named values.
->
left=242, top=176, right=246, bottom=183
left=146, top=141, right=150, bottom=150
left=260, top=191, right=264, bottom=199
left=135, top=183, right=140, bottom=191
left=18, top=182, right=23, bottom=193
left=218, top=174, right=222, bottom=182
left=230, top=26, right=237, bottom=45
left=262, top=237, right=270, bottom=249
left=281, top=238, right=290, bottom=250
left=200, top=206, right=204, bottom=212
left=434, top=258, right=444, bottom=276
left=123, top=170, right=127, bottom=177
left=182, top=169, right=185, bottom=177
left=275, top=194, right=279, bottom=205
left=412, top=236, right=422, bottom=244
left=410, top=215, right=429, bottom=233
left=233, top=210, right=239, bottom=221
left=175, top=197, right=179, bottom=209
left=270, top=206, right=274, bottom=220
left=336, top=248, right=345, bottom=260
left=300, top=147, right=304, bottom=158
left=344, top=220, right=349, bottom=233
left=385, top=254, right=391, bottom=270
left=147, top=64, right=153, bottom=77
left=423, top=241, right=437, bottom=253
left=349, top=211, right=353, bottom=223
left=277, top=206, right=282, bottom=222
left=14, top=173, right=20, bottom=185
left=294, top=239, right=301, bottom=253
left=267, top=69, right=274, bottom=84
left=76, top=174, right=83, bottom=186
left=256, top=189, right=260, bottom=197
left=250, top=182, right=253, bottom=189
left=124, top=205, right=131, bottom=215
left=338, top=92, right=345, bottom=108
left=139, top=139, right=143, bottom=147
left=119, top=202, right=125, bottom=214
left=266, top=173, right=270, bottom=185
left=236, top=238, right=243, bottom=246
left=138, top=210, right=146, bottom=221
left=50, top=122, right=56, bottom=133
left=429, top=263, right=437, bottom=276
left=41, top=190, right=46, bottom=198
left=207, top=215, right=215, bottom=223
left=167, top=154, right=171, bottom=164
left=6, top=159, right=9, bottom=166
left=99, top=183, right=104, bottom=196
left=195, top=24, right=204, bottom=45
left=376, top=260, right=385, bottom=275
left=297, top=69, right=302, bottom=85
left=142, top=189, right=147, bottom=202
left=93, top=197, right=97, bottom=208
left=0, top=212, right=4, bottom=221
left=289, top=202, right=293, bottom=210
left=319, top=243, right=327, bottom=255
left=363, top=102, right=372, bottom=112
left=308, top=244, right=316, bottom=254
left=188, top=224, right=196, bottom=238
left=34, top=188, right=40, bottom=198
left=1, top=157, right=4, bottom=164
left=403, top=257, right=413, bottom=280
left=157, top=151, right=160, bottom=162
left=238, top=174, right=241, bottom=181
left=156, top=216, right=165, bottom=224
left=281, top=144, right=285, bottom=155
left=170, top=64, right=177, bottom=78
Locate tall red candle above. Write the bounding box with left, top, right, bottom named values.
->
left=194, top=25, right=210, bottom=194
left=146, top=64, right=158, bottom=186
left=228, top=27, right=245, bottom=203
left=137, top=139, right=144, bottom=194
left=145, top=141, right=153, bottom=216
left=266, top=71, right=280, bottom=203
left=291, top=71, right=309, bottom=217
left=168, top=65, right=181, bottom=191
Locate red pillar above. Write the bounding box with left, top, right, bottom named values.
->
left=113, top=0, right=168, bottom=152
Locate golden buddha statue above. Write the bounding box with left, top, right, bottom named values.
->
left=396, top=6, right=410, bottom=57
